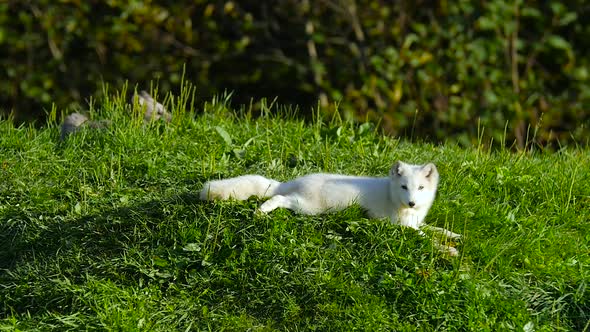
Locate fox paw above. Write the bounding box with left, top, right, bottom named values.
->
left=446, top=246, right=459, bottom=257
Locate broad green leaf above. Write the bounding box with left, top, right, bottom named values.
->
left=215, top=126, right=233, bottom=146
left=547, top=35, right=571, bottom=51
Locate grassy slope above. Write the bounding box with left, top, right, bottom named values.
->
left=0, top=94, right=588, bottom=331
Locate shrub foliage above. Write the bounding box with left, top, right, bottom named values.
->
left=1, top=0, right=589, bottom=147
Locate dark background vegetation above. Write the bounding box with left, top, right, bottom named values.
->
left=1, top=0, right=589, bottom=148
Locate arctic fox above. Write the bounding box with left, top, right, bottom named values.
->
left=200, top=161, right=461, bottom=255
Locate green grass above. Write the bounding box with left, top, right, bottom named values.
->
left=1, top=90, right=589, bottom=331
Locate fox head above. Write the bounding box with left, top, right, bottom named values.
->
left=389, top=161, right=439, bottom=209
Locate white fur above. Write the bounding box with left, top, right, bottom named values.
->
left=200, top=161, right=461, bottom=255
left=199, top=175, right=281, bottom=201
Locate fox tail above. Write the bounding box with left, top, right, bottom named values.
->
left=199, top=175, right=281, bottom=201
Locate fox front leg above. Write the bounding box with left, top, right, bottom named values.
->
left=257, top=195, right=299, bottom=214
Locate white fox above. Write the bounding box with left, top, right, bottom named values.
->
left=200, top=161, right=461, bottom=255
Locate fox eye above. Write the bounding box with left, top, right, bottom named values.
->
left=418, top=185, right=424, bottom=190
left=401, top=185, right=408, bottom=190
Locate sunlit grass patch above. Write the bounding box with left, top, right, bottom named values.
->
left=0, top=88, right=588, bottom=330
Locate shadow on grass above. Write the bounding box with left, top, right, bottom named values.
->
left=0, top=191, right=191, bottom=265
left=4, top=191, right=585, bottom=330
left=0, top=191, right=387, bottom=323
left=0, top=192, right=453, bottom=325
left=0, top=191, right=211, bottom=312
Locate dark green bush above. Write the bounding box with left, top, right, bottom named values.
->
left=1, top=1, right=588, bottom=148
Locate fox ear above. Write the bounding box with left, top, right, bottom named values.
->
left=390, top=161, right=403, bottom=177
left=422, top=163, right=438, bottom=178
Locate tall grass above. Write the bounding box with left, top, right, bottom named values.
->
left=0, top=87, right=588, bottom=331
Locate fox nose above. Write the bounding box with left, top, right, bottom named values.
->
left=408, top=201, right=415, bottom=208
